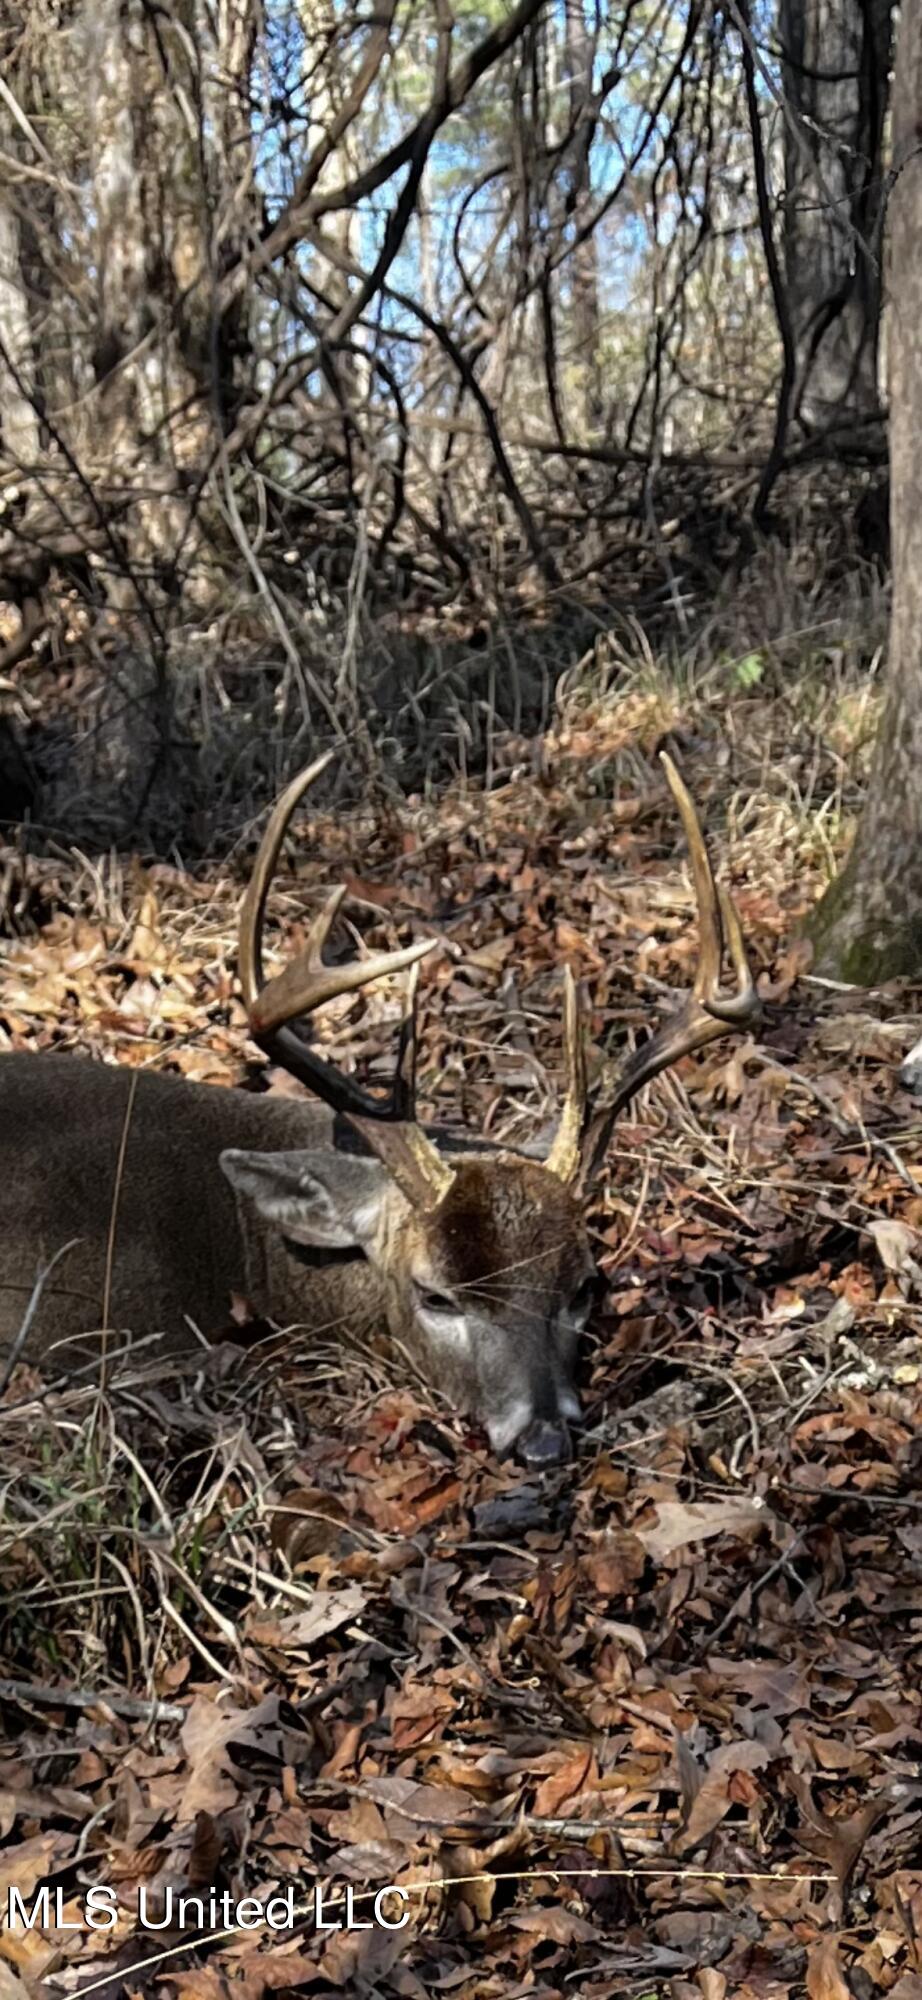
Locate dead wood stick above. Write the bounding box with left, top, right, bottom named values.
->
left=0, top=1677, right=186, bottom=1723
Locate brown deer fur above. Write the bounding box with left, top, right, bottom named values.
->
left=0, top=1051, right=592, bottom=1454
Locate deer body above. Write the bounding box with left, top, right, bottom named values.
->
left=0, top=1050, right=370, bottom=1355
left=0, top=1051, right=590, bottom=1455
left=0, top=753, right=760, bottom=1462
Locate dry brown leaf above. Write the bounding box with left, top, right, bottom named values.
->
left=390, top=1679, right=455, bottom=1751
left=128, top=888, right=163, bottom=964
left=580, top=1531, right=646, bottom=1597
left=172, top=1949, right=320, bottom=2000
left=637, top=1496, right=770, bottom=1560
left=533, top=1747, right=597, bottom=1817
left=267, top=1485, right=351, bottom=1563
left=319, top=1923, right=407, bottom=1990
left=363, top=1776, right=479, bottom=1829
left=674, top=1740, right=771, bottom=1851
left=0, top=1965, right=36, bottom=2000
left=793, top=1782, right=892, bottom=1904
left=0, top=1831, right=74, bottom=1905
left=508, top=1906, right=600, bottom=1943
left=806, top=1936, right=854, bottom=2000
left=178, top=1694, right=281, bottom=1821
left=247, top=1585, right=366, bottom=1650
left=870, top=1217, right=922, bottom=1292
left=465, top=935, right=516, bottom=971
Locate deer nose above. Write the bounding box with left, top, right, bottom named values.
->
left=517, top=1420, right=572, bottom=1469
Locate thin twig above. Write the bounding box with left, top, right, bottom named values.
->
left=101, top=1068, right=139, bottom=1386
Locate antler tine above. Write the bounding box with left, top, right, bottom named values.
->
left=583, top=754, right=760, bottom=1178
left=392, top=960, right=421, bottom=1123
left=248, top=892, right=436, bottom=1038
left=659, top=751, right=724, bottom=1000
left=238, top=755, right=441, bottom=1132
left=239, top=753, right=335, bottom=1011
left=710, top=884, right=759, bottom=1021
left=660, top=751, right=758, bottom=1026
left=545, top=966, right=588, bottom=1185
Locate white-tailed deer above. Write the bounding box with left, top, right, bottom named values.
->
left=0, top=756, right=758, bottom=1463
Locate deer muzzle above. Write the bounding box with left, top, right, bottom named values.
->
left=516, top=1418, right=573, bottom=1469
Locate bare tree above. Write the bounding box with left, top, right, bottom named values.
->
left=562, top=0, right=602, bottom=435
left=808, top=0, right=922, bottom=981
left=2, top=0, right=887, bottom=844
left=779, top=0, right=892, bottom=432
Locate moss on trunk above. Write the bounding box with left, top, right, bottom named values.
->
left=808, top=858, right=922, bottom=985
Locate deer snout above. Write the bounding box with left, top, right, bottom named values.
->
left=516, top=1419, right=572, bottom=1469
left=900, top=1034, right=922, bottom=1096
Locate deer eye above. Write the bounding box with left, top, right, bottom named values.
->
left=415, top=1285, right=457, bottom=1315
left=569, top=1278, right=597, bottom=1324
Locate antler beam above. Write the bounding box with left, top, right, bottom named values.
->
left=238, top=756, right=454, bottom=1207
left=583, top=753, right=760, bottom=1178
left=238, top=755, right=437, bottom=1124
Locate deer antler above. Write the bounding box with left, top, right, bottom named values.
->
left=239, top=752, right=757, bottom=1204
left=544, top=966, right=588, bottom=1185
left=239, top=755, right=454, bottom=1208
left=582, top=751, right=760, bottom=1178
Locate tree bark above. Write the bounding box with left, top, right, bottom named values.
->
left=779, top=0, right=892, bottom=431
left=808, top=0, right=922, bottom=982
left=563, top=0, right=601, bottom=437
left=0, top=109, right=41, bottom=468
left=301, top=0, right=371, bottom=444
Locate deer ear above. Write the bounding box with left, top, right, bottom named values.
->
left=219, top=1149, right=389, bottom=1249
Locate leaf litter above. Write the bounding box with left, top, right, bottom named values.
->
left=2, top=709, right=922, bottom=1996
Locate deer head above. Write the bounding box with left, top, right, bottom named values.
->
left=220, top=754, right=759, bottom=1465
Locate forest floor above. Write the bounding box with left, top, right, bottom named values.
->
left=3, top=637, right=922, bottom=2000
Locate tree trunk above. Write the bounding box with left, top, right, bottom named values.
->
left=0, top=111, right=41, bottom=468
left=301, top=0, right=371, bottom=448
left=779, top=0, right=892, bottom=431
left=563, top=0, right=600, bottom=437
left=808, top=0, right=922, bottom=982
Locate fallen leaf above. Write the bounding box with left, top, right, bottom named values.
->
left=533, top=1747, right=597, bottom=1816
left=806, top=1936, right=854, bottom=2000
left=637, top=1496, right=770, bottom=1560
left=674, top=1740, right=771, bottom=1851
left=178, top=1695, right=281, bottom=1821
left=248, top=1585, right=366, bottom=1649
